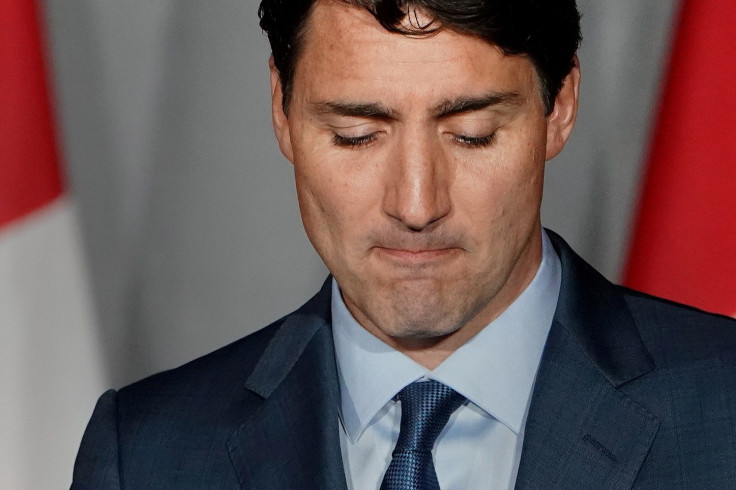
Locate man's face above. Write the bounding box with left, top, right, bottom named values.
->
left=271, top=1, right=578, bottom=357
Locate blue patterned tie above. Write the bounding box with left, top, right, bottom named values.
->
left=380, top=380, right=466, bottom=490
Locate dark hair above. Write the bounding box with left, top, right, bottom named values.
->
left=259, top=0, right=581, bottom=114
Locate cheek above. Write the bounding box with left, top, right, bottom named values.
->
left=292, top=151, right=380, bottom=263
left=453, top=139, right=545, bottom=233
left=294, top=165, right=339, bottom=246
left=294, top=168, right=351, bottom=276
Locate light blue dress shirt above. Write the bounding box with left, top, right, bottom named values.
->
left=331, top=230, right=561, bottom=490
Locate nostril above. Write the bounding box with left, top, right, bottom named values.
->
left=382, top=146, right=451, bottom=230
left=393, top=201, right=451, bottom=232
left=383, top=185, right=452, bottom=231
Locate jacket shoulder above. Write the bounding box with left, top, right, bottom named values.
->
left=617, top=289, right=736, bottom=487
left=72, top=319, right=285, bottom=489
left=119, top=276, right=333, bottom=401
left=119, top=317, right=280, bottom=401
left=620, top=286, right=736, bottom=367
left=74, top=278, right=333, bottom=488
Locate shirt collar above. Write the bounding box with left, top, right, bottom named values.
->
left=331, top=230, right=561, bottom=442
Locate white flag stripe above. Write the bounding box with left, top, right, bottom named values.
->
left=0, top=198, right=105, bottom=489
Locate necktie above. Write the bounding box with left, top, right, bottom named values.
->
left=380, top=380, right=466, bottom=490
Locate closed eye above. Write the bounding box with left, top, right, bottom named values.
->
left=452, top=132, right=497, bottom=148
left=333, top=133, right=378, bottom=148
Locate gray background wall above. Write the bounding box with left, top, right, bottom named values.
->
left=44, top=0, right=680, bottom=388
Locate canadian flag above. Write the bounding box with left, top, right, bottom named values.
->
left=624, top=0, right=736, bottom=317
left=0, top=0, right=105, bottom=487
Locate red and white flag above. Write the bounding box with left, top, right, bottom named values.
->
left=624, top=0, right=736, bottom=316
left=0, top=0, right=105, bottom=487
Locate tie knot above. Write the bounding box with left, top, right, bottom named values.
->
left=394, top=380, right=466, bottom=452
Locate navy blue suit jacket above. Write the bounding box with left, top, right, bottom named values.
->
left=72, top=232, right=736, bottom=488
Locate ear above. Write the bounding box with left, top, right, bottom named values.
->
left=269, top=57, right=295, bottom=163
left=545, top=56, right=581, bottom=161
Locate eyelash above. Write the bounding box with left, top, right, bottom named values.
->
left=331, top=131, right=497, bottom=149
left=333, top=133, right=378, bottom=148
left=453, top=132, right=497, bottom=148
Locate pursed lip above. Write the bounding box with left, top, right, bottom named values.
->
left=373, top=246, right=460, bottom=262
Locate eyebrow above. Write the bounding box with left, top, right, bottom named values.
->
left=309, top=101, right=396, bottom=121
left=432, top=92, right=522, bottom=118
left=309, top=91, right=521, bottom=121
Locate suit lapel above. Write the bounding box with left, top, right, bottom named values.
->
left=514, top=320, right=660, bottom=489
left=515, top=232, right=660, bottom=489
left=227, top=280, right=348, bottom=490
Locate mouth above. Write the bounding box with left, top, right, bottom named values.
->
left=373, top=246, right=461, bottom=264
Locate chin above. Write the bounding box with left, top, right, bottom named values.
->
left=385, top=315, right=463, bottom=340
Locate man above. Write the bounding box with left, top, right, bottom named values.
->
left=72, top=0, right=736, bottom=488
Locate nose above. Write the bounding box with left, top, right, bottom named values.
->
left=382, top=127, right=452, bottom=231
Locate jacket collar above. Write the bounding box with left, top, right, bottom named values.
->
left=549, top=229, right=654, bottom=386
left=515, top=231, right=659, bottom=489
left=227, top=278, right=348, bottom=489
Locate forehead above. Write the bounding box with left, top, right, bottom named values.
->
left=292, top=0, right=540, bottom=108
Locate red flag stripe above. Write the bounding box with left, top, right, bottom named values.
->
left=0, top=0, right=64, bottom=228
left=624, top=0, right=736, bottom=315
